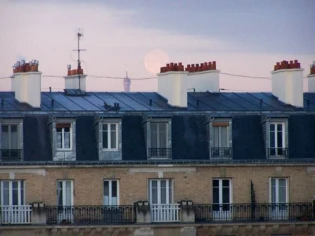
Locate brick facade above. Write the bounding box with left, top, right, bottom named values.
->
left=1, top=164, right=314, bottom=205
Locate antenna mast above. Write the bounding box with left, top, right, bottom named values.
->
left=73, top=28, right=86, bottom=90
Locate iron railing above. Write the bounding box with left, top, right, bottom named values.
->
left=195, top=203, right=314, bottom=222
left=268, top=148, right=288, bottom=158
left=149, top=148, right=171, bottom=159
left=46, top=205, right=135, bottom=225
left=0, top=149, right=23, bottom=161
left=211, top=147, right=232, bottom=158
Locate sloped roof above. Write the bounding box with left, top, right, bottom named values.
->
left=0, top=91, right=315, bottom=112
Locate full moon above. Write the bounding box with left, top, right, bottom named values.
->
left=144, top=49, right=169, bottom=75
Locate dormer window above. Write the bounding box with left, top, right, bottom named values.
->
left=0, top=120, right=23, bottom=161
left=56, top=123, right=72, bottom=150
left=267, top=121, right=288, bottom=158
left=52, top=119, right=76, bottom=161
left=209, top=119, right=232, bottom=159
left=144, top=118, right=172, bottom=159
left=102, top=123, right=118, bottom=150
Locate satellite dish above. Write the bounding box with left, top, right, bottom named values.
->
left=75, top=28, right=84, bottom=40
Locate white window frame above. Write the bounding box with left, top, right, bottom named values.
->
left=150, top=122, right=169, bottom=149
left=57, top=180, right=74, bottom=206
left=212, top=179, right=232, bottom=206
left=209, top=119, right=232, bottom=158
left=56, top=123, right=72, bottom=151
left=149, top=179, right=173, bottom=205
left=269, top=178, right=289, bottom=204
left=103, top=179, right=119, bottom=206
left=0, top=180, right=25, bottom=205
left=102, top=123, right=119, bottom=151
left=267, top=120, right=288, bottom=158
left=269, top=122, right=285, bottom=149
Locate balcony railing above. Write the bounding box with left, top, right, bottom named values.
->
left=46, top=205, right=135, bottom=225
left=195, top=203, right=314, bottom=222
left=149, top=148, right=171, bottom=159
left=211, top=147, right=232, bottom=158
left=268, top=148, right=288, bottom=158
left=1, top=205, right=32, bottom=224
left=0, top=149, right=23, bottom=161
left=151, top=204, right=180, bottom=222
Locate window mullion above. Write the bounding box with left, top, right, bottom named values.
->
left=109, top=181, right=112, bottom=205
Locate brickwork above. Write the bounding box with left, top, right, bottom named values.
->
left=0, top=165, right=314, bottom=205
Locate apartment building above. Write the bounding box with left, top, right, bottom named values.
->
left=0, top=60, right=315, bottom=236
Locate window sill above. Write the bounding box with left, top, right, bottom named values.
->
left=101, top=149, right=120, bottom=152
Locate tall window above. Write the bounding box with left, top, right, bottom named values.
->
left=1, top=124, right=21, bottom=160
left=103, top=180, right=119, bottom=205
left=269, top=122, right=286, bottom=157
left=212, top=179, right=232, bottom=220
left=270, top=178, right=288, bottom=220
left=0, top=180, right=24, bottom=205
left=102, top=123, right=118, bottom=150
left=150, top=122, right=169, bottom=158
left=210, top=120, right=232, bottom=158
left=56, top=123, right=72, bottom=150
left=57, top=180, right=73, bottom=207
left=149, top=179, right=173, bottom=205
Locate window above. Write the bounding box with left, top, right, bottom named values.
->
left=0, top=122, right=22, bottom=161
left=268, top=122, right=287, bottom=158
left=149, top=179, right=173, bottom=205
left=212, top=179, right=232, bottom=220
left=270, top=178, right=288, bottom=220
left=57, top=180, right=74, bottom=223
left=149, top=122, right=170, bottom=158
left=102, top=123, right=118, bottom=150
left=56, top=123, right=72, bottom=150
left=57, top=180, right=73, bottom=206
left=210, top=120, right=232, bottom=158
left=103, top=180, right=119, bottom=205
left=0, top=180, right=25, bottom=205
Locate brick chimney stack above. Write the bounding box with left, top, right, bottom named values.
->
left=271, top=60, right=304, bottom=107
left=12, top=60, right=41, bottom=108
left=307, top=61, right=315, bottom=92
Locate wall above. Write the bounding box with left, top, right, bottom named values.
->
left=0, top=165, right=315, bottom=205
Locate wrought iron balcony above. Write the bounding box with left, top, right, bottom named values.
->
left=149, top=148, right=171, bottom=159
left=46, top=205, right=135, bottom=225
left=195, top=203, right=314, bottom=222
left=211, top=147, right=232, bottom=158
left=268, top=148, right=288, bottom=158
left=0, top=149, right=23, bottom=161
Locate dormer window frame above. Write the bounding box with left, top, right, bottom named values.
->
left=56, top=123, right=73, bottom=151
left=145, top=118, right=172, bottom=160
left=266, top=119, right=288, bottom=159
left=209, top=118, right=232, bottom=159
left=100, top=120, right=120, bottom=152
left=0, top=119, right=23, bottom=161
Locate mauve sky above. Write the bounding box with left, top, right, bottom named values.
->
left=0, top=0, right=314, bottom=92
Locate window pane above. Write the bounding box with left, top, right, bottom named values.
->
left=103, top=124, right=108, bottom=149
left=110, top=124, right=117, bottom=149
left=222, top=187, right=230, bottom=204
left=213, top=126, right=219, bottom=146
left=151, top=181, right=157, bottom=204
left=57, top=132, right=62, bottom=149
left=223, top=180, right=229, bottom=187
left=112, top=181, right=117, bottom=197
left=65, top=181, right=72, bottom=206
left=1, top=126, right=9, bottom=148
left=169, top=181, right=172, bottom=203
left=64, top=132, right=70, bottom=148
left=104, top=181, right=109, bottom=205
left=220, top=126, right=228, bottom=147
left=271, top=179, right=276, bottom=203
left=3, top=181, right=10, bottom=205
left=11, top=125, right=18, bottom=149
left=151, top=123, right=157, bottom=147
left=57, top=182, right=63, bottom=206
left=213, top=180, right=219, bottom=187
left=20, top=182, right=24, bottom=205
left=277, top=124, right=283, bottom=148
left=160, top=180, right=166, bottom=204
left=159, top=123, right=167, bottom=148
left=279, top=179, right=286, bottom=203
left=270, top=130, right=275, bottom=148
left=213, top=187, right=219, bottom=204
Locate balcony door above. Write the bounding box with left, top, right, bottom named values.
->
left=57, top=180, right=74, bottom=223
left=150, top=122, right=169, bottom=158
left=270, top=178, right=288, bottom=220
left=149, top=179, right=179, bottom=222
left=212, top=179, right=232, bottom=221
left=1, top=124, right=21, bottom=161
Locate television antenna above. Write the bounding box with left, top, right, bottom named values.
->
left=73, top=28, right=86, bottom=90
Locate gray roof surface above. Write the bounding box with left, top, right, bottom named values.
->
left=0, top=91, right=315, bottom=112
